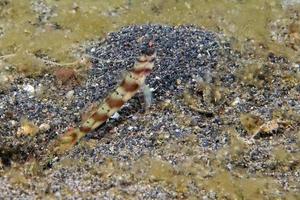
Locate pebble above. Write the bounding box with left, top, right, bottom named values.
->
left=90, top=47, right=96, bottom=53
left=39, top=123, right=51, bottom=132
left=23, top=84, right=35, bottom=97
left=231, top=97, right=241, bottom=106
left=66, top=90, right=75, bottom=100
left=292, top=63, right=300, bottom=69
left=9, top=120, right=17, bottom=127
left=35, top=84, right=45, bottom=96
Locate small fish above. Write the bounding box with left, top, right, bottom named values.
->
left=54, top=42, right=156, bottom=153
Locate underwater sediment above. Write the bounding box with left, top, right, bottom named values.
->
left=0, top=24, right=299, bottom=199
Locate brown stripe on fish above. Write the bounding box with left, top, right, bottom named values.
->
left=79, top=126, right=92, bottom=133
left=133, top=68, right=152, bottom=75
left=91, top=112, right=109, bottom=122
left=106, top=96, right=125, bottom=108
left=69, top=131, right=78, bottom=144
left=120, top=79, right=140, bottom=92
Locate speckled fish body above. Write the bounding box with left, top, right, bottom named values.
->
left=55, top=45, right=156, bottom=152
